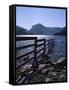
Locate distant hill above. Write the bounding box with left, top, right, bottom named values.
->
left=30, top=23, right=64, bottom=35
left=16, top=24, right=66, bottom=35
left=16, top=26, right=28, bottom=35
left=30, top=23, right=47, bottom=35
left=55, top=27, right=66, bottom=35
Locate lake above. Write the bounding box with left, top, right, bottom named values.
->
left=16, top=35, right=66, bottom=63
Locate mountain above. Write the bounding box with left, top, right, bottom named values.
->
left=16, top=26, right=28, bottom=35
left=30, top=23, right=64, bottom=35
left=55, top=27, right=66, bottom=35
left=16, top=24, right=66, bottom=35
left=30, top=23, right=47, bottom=35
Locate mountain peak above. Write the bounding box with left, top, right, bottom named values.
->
left=32, top=23, right=46, bottom=28
left=30, top=23, right=47, bottom=35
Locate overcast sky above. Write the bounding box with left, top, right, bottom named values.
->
left=16, top=6, right=66, bottom=30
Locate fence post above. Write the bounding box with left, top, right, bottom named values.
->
left=44, top=39, right=45, bottom=55
left=48, top=40, right=50, bottom=54
left=32, top=37, right=38, bottom=72
left=28, top=37, right=38, bottom=83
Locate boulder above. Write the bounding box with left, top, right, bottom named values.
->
left=45, top=77, right=51, bottom=82
left=56, top=57, right=66, bottom=67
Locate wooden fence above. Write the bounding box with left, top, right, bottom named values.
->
left=16, top=37, right=55, bottom=68
left=16, top=36, right=55, bottom=84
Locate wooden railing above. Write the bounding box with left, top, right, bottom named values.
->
left=16, top=37, right=55, bottom=68
left=16, top=36, right=55, bottom=84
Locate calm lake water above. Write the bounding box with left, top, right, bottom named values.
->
left=16, top=35, right=66, bottom=62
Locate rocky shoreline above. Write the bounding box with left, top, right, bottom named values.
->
left=16, top=55, right=67, bottom=84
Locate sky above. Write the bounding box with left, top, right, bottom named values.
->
left=16, top=6, right=66, bottom=30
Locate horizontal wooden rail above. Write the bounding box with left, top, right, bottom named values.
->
left=36, top=47, right=44, bottom=53
left=37, top=43, right=44, bottom=47
left=37, top=52, right=44, bottom=59
left=16, top=37, right=55, bottom=70
left=37, top=39, right=45, bottom=42
left=16, top=36, right=56, bottom=84
left=16, top=44, right=35, bottom=50
left=45, top=39, right=55, bottom=42
left=16, top=56, right=34, bottom=69
left=16, top=50, right=34, bottom=60
left=16, top=36, right=37, bottom=41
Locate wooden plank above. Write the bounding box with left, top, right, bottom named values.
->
left=44, top=39, right=45, bottom=55
left=16, top=37, right=55, bottom=71
left=37, top=39, right=45, bottom=42
left=45, top=39, right=54, bottom=42
left=37, top=52, right=43, bottom=59
left=32, top=38, right=38, bottom=72
left=36, top=47, right=44, bottom=53
left=16, top=36, right=37, bottom=41
left=37, top=43, right=44, bottom=47
left=16, top=50, right=34, bottom=60
left=16, top=57, right=34, bottom=69
left=16, top=44, right=35, bottom=50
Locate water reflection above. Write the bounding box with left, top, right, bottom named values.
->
left=16, top=35, right=66, bottom=62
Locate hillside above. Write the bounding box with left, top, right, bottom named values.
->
left=30, top=23, right=47, bottom=35
left=30, top=23, right=64, bottom=35
left=16, top=26, right=29, bottom=35
left=55, top=27, right=66, bottom=35
left=16, top=24, right=66, bottom=35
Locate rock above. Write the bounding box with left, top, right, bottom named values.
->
left=23, top=64, right=32, bottom=69
left=60, top=74, right=65, bottom=78
left=45, top=77, right=51, bottom=82
left=57, top=57, right=65, bottom=64
left=48, top=71, right=57, bottom=76
left=55, top=57, right=66, bottom=69
left=59, top=74, right=66, bottom=81
left=55, top=69, right=61, bottom=72
left=38, top=64, right=46, bottom=70
left=28, top=70, right=33, bottom=74
left=62, top=70, right=66, bottom=73
left=56, top=57, right=66, bottom=67
left=47, top=67, right=54, bottom=71
left=42, top=69, right=48, bottom=74
left=63, top=66, right=66, bottom=69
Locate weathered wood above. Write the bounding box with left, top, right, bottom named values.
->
left=44, top=39, right=45, bottom=55
left=32, top=38, right=38, bottom=72
left=16, top=36, right=55, bottom=83
left=16, top=44, right=35, bottom=50
left=16, top=36, right=37, bottom=41
left=16, top=37, right=55, bottom=68
left=16, top=57, right=34, bottom=69
left=16, top=50, right=34, bottom=60
left=36, top=47, right=44, bottom=53
left=37, top=43, right=44, bottom=47
left=37, top=39, right=45, bottom=42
